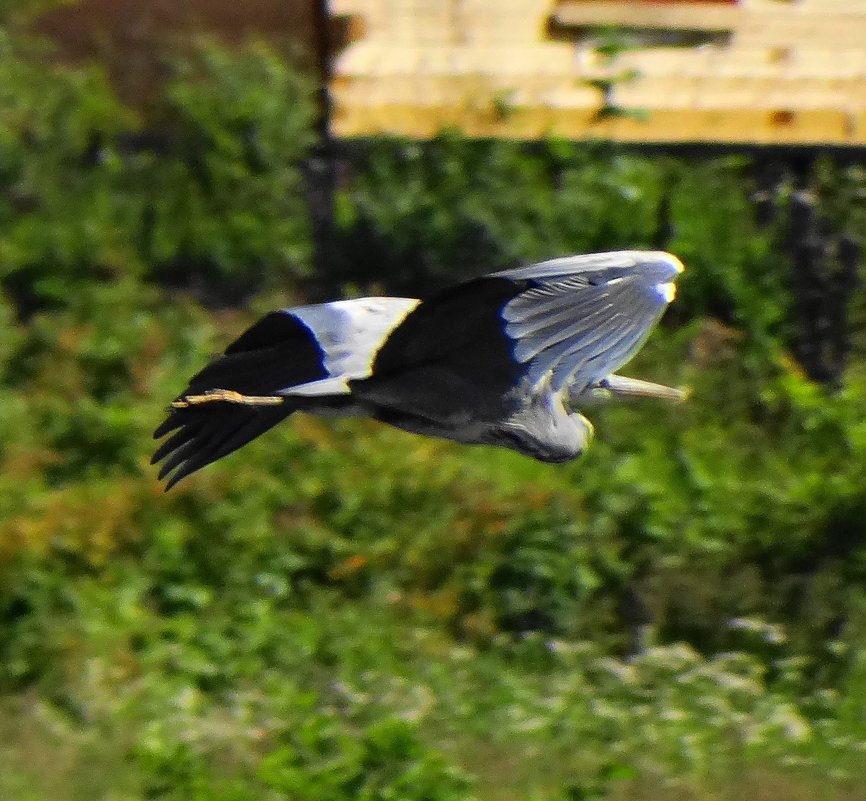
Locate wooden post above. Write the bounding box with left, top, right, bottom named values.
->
left=306, top=0, right=338, bottom=299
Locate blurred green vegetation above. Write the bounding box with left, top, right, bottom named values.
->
left=2, top=6, right=866, bottom=799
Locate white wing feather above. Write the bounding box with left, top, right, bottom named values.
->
left=499, top=250, right=683, bottom=393
left=288, top=297, right=419, bottom=394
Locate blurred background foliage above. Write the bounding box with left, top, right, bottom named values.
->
left=2, top=4, right=866, bottom=799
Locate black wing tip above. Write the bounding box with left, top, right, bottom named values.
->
left=162, top=464, right=194, bottom=491
left=151, top=407, right=216, bottom=489
left=152, top=442, right=196, bottom=490
left=153, top=447, right=212, bottom=491
left=153, top=422, right=177, bottom=441
left=152, top=438, right=195, bottom=489
left=152, top=402, right=295, bottom=490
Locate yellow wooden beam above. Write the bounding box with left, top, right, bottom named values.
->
left=552, top=1, right=741, bottom=32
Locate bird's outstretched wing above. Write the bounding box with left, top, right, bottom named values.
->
left=356, top=250, right=682, bottom=419
left=152, top=298, right=417, bottom=488
left=497, top=250, right=683, bottom=393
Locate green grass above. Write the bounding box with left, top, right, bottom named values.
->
left=1, top=594, right=865, bottom=800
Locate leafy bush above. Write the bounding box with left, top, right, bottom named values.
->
left=335, top=135, right=669, bottom=294
left=134, top=40, right=315, bottom=298
left=0, top=24, right=132, bottom=314
left=132, top=703, right=474, bottom=801
left=0, top=29, right=314, bottom=315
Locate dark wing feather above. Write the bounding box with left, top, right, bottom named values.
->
left=155, top=403, right=294, bottom=490
left=152, top=311, right=326, bottom=487
left=187, top=311, right=327, bottom=394
left=352, top=277, right=527, bottom=423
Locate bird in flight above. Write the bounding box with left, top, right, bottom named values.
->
left=153, top=250, right=685, bottom=489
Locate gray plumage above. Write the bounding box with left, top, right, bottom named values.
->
left=153, top=250, right=685, bottom=489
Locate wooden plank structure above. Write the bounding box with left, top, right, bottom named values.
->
left=330, top=0, right=866, bottom=144
left=34, top=0, right=866, bottom=145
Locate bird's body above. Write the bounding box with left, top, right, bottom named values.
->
left=153, top=250, right=685, bottom=488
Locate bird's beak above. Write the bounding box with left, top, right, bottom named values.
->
left=576, top=374, right=689, bottom=405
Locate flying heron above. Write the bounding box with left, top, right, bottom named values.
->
left=153, top=250, right=685, bottom=489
